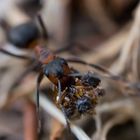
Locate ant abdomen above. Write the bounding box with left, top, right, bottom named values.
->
left=7, top=21, right=40, bottom=48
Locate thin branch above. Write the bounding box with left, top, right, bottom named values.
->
left=23, top=99, right=38, bottom=140
left=110, top=3, right=140, bottom=75
left=100, top=114, right=130, bottom=140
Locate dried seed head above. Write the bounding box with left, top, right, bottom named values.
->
left=81, top=72, right=101, bottom=88
left=58, top=84, right=104, bottom=120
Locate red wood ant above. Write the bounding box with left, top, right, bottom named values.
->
left=7, top=21, right=40, bottom=49
left=34, top=45, right=106, bottom=132
left=0, top=14, right=124, bottom=133
left=0, top=40, right=109, bottom=132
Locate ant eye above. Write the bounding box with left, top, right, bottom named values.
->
left=7, top=21, right=40, bottom=48
left=76, top=97, right=93, bottom=114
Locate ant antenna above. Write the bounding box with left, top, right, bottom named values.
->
left=36, top=72, right=44, bottom=133
left=37, top=14, right=48, bottom=39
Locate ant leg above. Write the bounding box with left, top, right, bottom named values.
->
left=36, top=72, right=44, bottom=133
left=57, top=80, right=72, bottom=134
left=37, top=14, right=48, bottom=39
left=66, top=57, right=123, bottom=81
left=0, top=48, right=33, bottom=60
left=61, top=106, right=72, bottom=135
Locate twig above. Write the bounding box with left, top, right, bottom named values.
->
left=82, top=0, right=117, bottom=35
left=92, top=97, right=136, bottom=140
left=23, top=99, right=38, bottom=140
left=42, top=0, right=71, bottom=47
left=96, top=98, right=135, bottom=114
left=100, top=114, right=130, bottom=140
left=92, top=112, right=102, bottom=140
left=110, top=3, right=140, bottom=75
left=132, top=36, right=139, bottom=81
left=82, top=24, right=130, bottom=64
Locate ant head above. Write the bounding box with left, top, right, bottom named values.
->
left=7, top=21, right=40, bottom=49
left=43, top=58, right=69, bottom=79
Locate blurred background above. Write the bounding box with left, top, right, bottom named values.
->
left=0, top=0, right=139, bottom=140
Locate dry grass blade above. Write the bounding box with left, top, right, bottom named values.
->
left=39, top=94, right=91, bottom=140
left=82, top=24, right=130, bottom=64
left=132, top=37, right=139, bottom=81
left=92, top=98, right=136, bottom=140
left=92, top=112, right=102, bottom=140
left=23, top=100, right=38, bottom=140
left=96, top=98, right=135, bottom=113
left=110, top=3, right=140, bottom=75
left=99, top=114, right=130, bottom=140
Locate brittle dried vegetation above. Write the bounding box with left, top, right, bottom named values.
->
left=0, top=0, right=140, bottom=140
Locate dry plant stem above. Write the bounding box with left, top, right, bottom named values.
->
left=99, top=114, right=131, bottom=140
left=95, top=113, right=102, bottom=133
left=92, top=98, right=136, bottom=140
left=110, top=3, right=140, bottom=75
left=0, top=52, right=26, bottom=108
left=92, top=112, right=102, bottom=140
left=0, top=118, right=21, bottom=137
left=42, top=0, right=71, bottom=47
left=1, top=73, right=49, bottom=109
left=82, top=0, right=117, bottom=35
left=50, top=118, right=64, bottom=140
left=0, top=0, right=17, bottom=18
left=0, top=0, right=30, bottom=26
left=23, top=99, right=38, bottom=140
left=0, top=27, right=6, bottom=43
left=83, top=25, right=130, bottom=64
left=132, top=36, right=139, bottom=81
left=96, top=98, right=135, bottom=114
left=6, top=6, right=30, bottom=26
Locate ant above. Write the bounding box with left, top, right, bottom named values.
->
left=0, top=44, right=106, bottom=131
left=34, top=45, right=107, bottom=133
left=0, top=14, right=129, bottom=134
